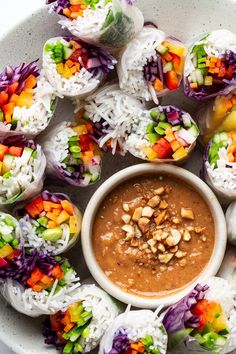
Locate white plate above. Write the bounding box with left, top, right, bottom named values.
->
left=0, top=1, right=236, bottom=353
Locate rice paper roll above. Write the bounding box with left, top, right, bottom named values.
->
left=201, top=131, right=236, bottom=201
left=197, top=87, right=236, bottom=144
left=218, top=247, right=236, bottom=287
left=184, top=29, right=236, bottom=101
left=77, top=83, right=144, bottom=155
left=43, top=37, right=116, bottom=98
left=125, top=105, right=199, bottom=163
left=117, top=27, right=187, bottom=103
left=163, top=277, right=236, bottom=354
left=15, top=190, right=82, bottom=255
left=99, top=308, right=167, bottom=354
left=0, top=60, right=56, bottom=138
left=45, top=0, right=144, bottom=50
left=0, top=250, right=81, bottom=317
left=40, top=119, right=102, bottom=187
left=225, top=204, right=236, bottom=245
left=0, top=212, right=22, bottom=270
left=0, top=135, right=46, bottom=205
left=43, top=283, right=123, bottom=353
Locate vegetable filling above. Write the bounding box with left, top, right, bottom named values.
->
left=0, top=61, right=40, bottom=128
left=0, top=214, right=19, bottom=267
left=143, top=41, right=185, bottom=92
left=45, top=301, right=93, bottom=354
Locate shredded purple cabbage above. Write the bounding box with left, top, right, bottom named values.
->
left=46, top=0, right=69, bottom=14
left=0, top=250, right=57, bottom=285
left=143, top=55, right=163, bottom=83
left=43, top=316, right=66, bottom=349
left=0, top=60, right=39, bottom=94
left=163, top=284, right=208, bottom=335
left=85, top=44, right=117, bottom=76
left=144, top=21, right=158, bottom=29
left=2, top=135, right=37, bottom=150
left=107, top=331, right=130, bottom=354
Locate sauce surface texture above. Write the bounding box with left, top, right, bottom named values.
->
left=93, top=174, right=215, bottom=297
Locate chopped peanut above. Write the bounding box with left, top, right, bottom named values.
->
left=142, top=206, right=155, bottom=218
left=147, top=195, right=160, bottom=208
left=175, top=250, right=187, bottom=258
left=181, top=208, right=195, bottom=220
left=183, top=230, right=191, bottom=241
left=154, top=211, right=166, bottom=226
left=132, top=207, right=143, bottom=221
left=138, top=217, right=150, bottom=233
left=123, top=203, right=130, bottom=212
left=158, top=253, right=174, bottom=264
left=159, top=200, right=168, bottom=209
left=122, top=214, right=131, bottom=224
left=154, top=187, right=165, bottom=195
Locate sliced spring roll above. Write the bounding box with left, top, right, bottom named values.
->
left=226, top=204, right=236, bottom=245
left=0, top=135, right=46, bottom=205
left=77, top=83, right=144, bottom=155
left=201, top=131, right=236, bottom=201
left=40, top=120, right=102, bottom=186
left=0, top=212, right=22, bottom=270
left=45, top=0, right=144, bottom=49
left=163, top=277, right=236, bottom=354
left=0, top=250, right=81, bottom=317
left=125, top=105, right=199, bottom=162
left=0, top=60, right=56, bottom=138
left=118, top=27, right=187, bottom=103
left=197, top=87, right=236, bottom=144
left=43, top=37, right=117, bottom=98
left=43, top=283, right=122, bottom=353
left=218, top=247, right=236, bottom=287
left=184, top=29, right=236, bottom=100
left=99, top=309, right=167, bottom=354
left=15, top=191, right=82, bottom=255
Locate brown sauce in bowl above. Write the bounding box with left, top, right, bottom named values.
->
left=92, top=174, right=215, bottom=297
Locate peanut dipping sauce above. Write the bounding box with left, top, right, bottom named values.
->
left=93, top=174, right=215, bottom=297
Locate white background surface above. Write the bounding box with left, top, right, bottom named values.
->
left=0, top=1, right=43, bottom=352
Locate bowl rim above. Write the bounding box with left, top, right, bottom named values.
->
left=81, top=163, right=227, bottom=308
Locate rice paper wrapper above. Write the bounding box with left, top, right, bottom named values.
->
left=15, top=191, right=82, bottom=255
left=125, top=105, right=198, bottom=164
left=55, top=0, right=144, bottom=50
left=42, top=37, right=116, bottom=99
left=39, top=121, right=102, bottom=187
left=165, top=277, right=236, bottom=354
left=0, top=277, right=81, bottom=317
left=183, top=30, right=236, bottom=101
left=201, top=141, right=236, bottom=204
left=99, top=309, right=168, bottom=354
left=0, top=136, right=46, bottom=206
left=77, top=83, right=144, bottom=155
left=65, top=283, right=123, bottom=352
left=218, top=246, right=236, bottom=286
left=117, top=27, right=187, bottom=103
left=0, top=77, right=56, bottom=139
left=197, top=87, right=236, bottom=145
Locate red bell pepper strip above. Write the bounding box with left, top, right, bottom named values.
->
left=25, top=202, right=41, bottom=218
left=0, top=144, right=9, bottom=161
left=225, top=64, right=235, bottom=80
left=164, top=70, right=179, bottom=90
left=33, top=196, right=44, bottom=214
left=7, top=82, right=19, bottom=96
left=0, top=257, right=8, bottom=268
left=153, top=138, right=173, bottom=159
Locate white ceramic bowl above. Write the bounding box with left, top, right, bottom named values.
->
left=82, top=163, right=227, bottom=308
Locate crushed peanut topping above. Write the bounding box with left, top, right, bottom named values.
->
left=119, top=185, right=208, bottom=266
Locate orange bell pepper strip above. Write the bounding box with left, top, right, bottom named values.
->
left=8, top=146, right=23, bottom=157
left=51, top=265, right=64, bottom=280
left=27, top=268, right=45, bottom=287
left=0, top=91, right=9, bottom=107
left=24, top=75, right=37, bottom=89
left=61, top=200, right=74, bottom=216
